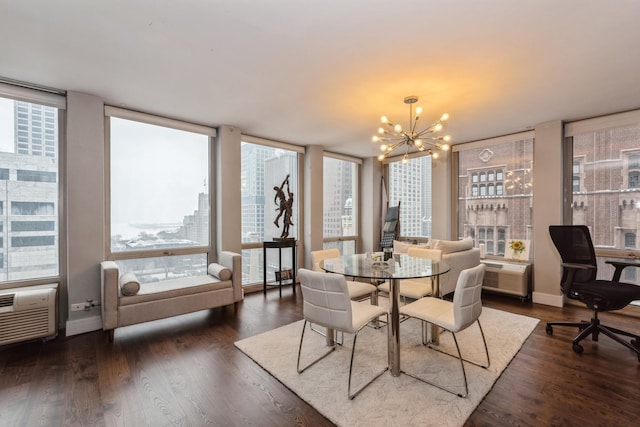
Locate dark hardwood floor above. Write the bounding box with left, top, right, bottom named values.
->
left=1, top=287, right=640, bottom=426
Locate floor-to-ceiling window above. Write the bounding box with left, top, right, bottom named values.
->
left=565, top=109, right=640, bottom=285
left=106, top=107, right=214, bottom=280
left=240, top=136, right=301, bottom=289
left=386, top=154, right=433, bottom=240
left=0, top=84, right=65, bottom=285
left=323, top=154, right=360, bottom=255
left=454, top=132, right=534, bottom=258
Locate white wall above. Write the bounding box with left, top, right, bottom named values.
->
left=531, top=120, right=564, bottom=306
left=65, top=91, right=106, bottom=335
left=60, top=93, right=566, bottom=337
left=303, top=145, right=324, bottom=268
left=216, top=125, right=242, bottom=254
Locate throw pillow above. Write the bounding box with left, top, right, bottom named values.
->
left=434, top=236, right=474, bottom=254
left=119, top=272, right=141, bottom=296
left=208, top=263, right=232, bottom=281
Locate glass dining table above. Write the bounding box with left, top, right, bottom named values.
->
left=321, top=253, right=450, bottom=377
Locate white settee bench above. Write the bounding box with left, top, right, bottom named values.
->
left=101, top=251, right=242, bottom=341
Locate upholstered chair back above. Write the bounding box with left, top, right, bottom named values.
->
left=452, top=263, right=486, bottom=332
left=310, top=248, right=341, bottom=272
left=298, top=268, right=354, bottom=333
left=407, top=246, right=442, bottom=262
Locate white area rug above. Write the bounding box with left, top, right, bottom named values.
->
left=235, top=307, right=539, bottom=427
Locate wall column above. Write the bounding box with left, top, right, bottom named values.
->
left=215, top=125, right=242, bottom=254
left=65, top=91, right=105, bottom=335
left=303, top=145, right=324, bottom=268
left=532, top=120, right=564, bottom=306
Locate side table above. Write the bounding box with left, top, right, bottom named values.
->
left=263, top=239, right=297, bottom=297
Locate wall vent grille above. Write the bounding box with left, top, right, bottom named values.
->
left=0, top=286, right=57, bottom=346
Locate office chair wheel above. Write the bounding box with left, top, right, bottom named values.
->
left=545, top=324, right=553, bottom=334
left=572, top=343, right=584, bottom=354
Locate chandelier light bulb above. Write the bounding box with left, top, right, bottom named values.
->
left=442, top=143, right=450, bottom=151
left=378, top=127, right=385, bottom=134
left=394, top=124, right=402, bottom=133
left=381, top=115, right=388, bottom=124
left=434, top=123, right=443, bottom=132
left=402, top=154, right=409, bottom=164
left=416, top=106, right=423, bottom=116
left=415, top=139, right=423, bottom=148
left=380, top=144, right=388, bottom=151
left=378, top=153, right=386, bottom=161
left=443, top=135, right=451, bottom=142
left=432, top=151, right=439, bottom=159
left=440, top=113, right=449, bottom=121
left=372, top=135, right=380, bottom=142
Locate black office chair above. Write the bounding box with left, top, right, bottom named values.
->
left=547, top=225, right=640, bottom=360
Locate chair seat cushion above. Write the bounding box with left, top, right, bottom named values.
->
left=572, top=280, right=640, bottom=311
left=400, top=297, right=457, bottom=331
left=350, top=301, right=387, bottom=332
left=347, top=280, right=376, bottom=299
left=378, top=279, right=432, bottom=300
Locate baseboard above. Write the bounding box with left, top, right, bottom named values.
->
left=65, top=315, right=102, bottom=337
left=532, top=291, right=563, bottom=307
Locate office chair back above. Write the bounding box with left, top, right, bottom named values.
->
left=298, top=268, right=353, bottom=333
left=549, top=225, right=598, bottom=285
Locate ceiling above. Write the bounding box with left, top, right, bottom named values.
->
left=2, top=0, right=640, bottom=159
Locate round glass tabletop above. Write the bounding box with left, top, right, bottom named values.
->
left=320, top=253, right=450, bottom=281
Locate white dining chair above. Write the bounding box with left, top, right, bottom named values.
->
left=297, top=268, right=389, bottom=399
left=399, top=263, right=489, bottom=397
left=378, top=246, right=442, bottom=300
left=311, top=248, right=377, bottom=303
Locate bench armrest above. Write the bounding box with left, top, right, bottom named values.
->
left=101, top=261, right=120, bottom=331
left=219, top=251, right=243, bottom=302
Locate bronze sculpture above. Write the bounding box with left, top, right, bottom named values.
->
left=274, top=174, right=294, bottom=239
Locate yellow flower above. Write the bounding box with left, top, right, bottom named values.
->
left=509, top=240, right=525, bottom=253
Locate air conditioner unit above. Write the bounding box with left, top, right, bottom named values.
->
left=0, top=284, right=58, bottom=346
left=481, top=260, right=532, bottom=300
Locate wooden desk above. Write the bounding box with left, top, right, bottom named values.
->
left=263, top=239, right=297, bottom=297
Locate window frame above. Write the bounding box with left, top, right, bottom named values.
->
left=239, top=134, right=304, bottom=291
left=452, top=131, right=534, bottom=256
left=383, top=152, right=434, bottom=241
left=564, top=109, right=640, bottom=260
left=322, top=153, right=361, bottom=255
left=104, top=106, right=216, bottom=266
left=0, top=82, right=66, bottom=289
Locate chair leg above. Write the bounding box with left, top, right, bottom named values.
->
left=405, top=320, right=489, bottom=398
left=309, top=323, right=344, bottom=345
left=297, top=321, right=336, bottom=374
left=348, top=314, right=389, bottom=400
left=402, top=331, right=468, bottom=398
left=596, top=324, right=640, bottom=358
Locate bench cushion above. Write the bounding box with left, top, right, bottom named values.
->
left=120, top=275, right=231, bottom=306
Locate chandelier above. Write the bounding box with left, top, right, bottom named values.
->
left=372, top=96, right=451, bottom=162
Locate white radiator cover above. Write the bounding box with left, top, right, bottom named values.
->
left=0, top=285, right=57, bottom=346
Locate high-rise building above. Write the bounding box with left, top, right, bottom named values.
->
left=0, top=100, right=59, bottom=281
left=388, top=156, right=433, bottom=238
left=14, top=101, right=57, bottom=158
